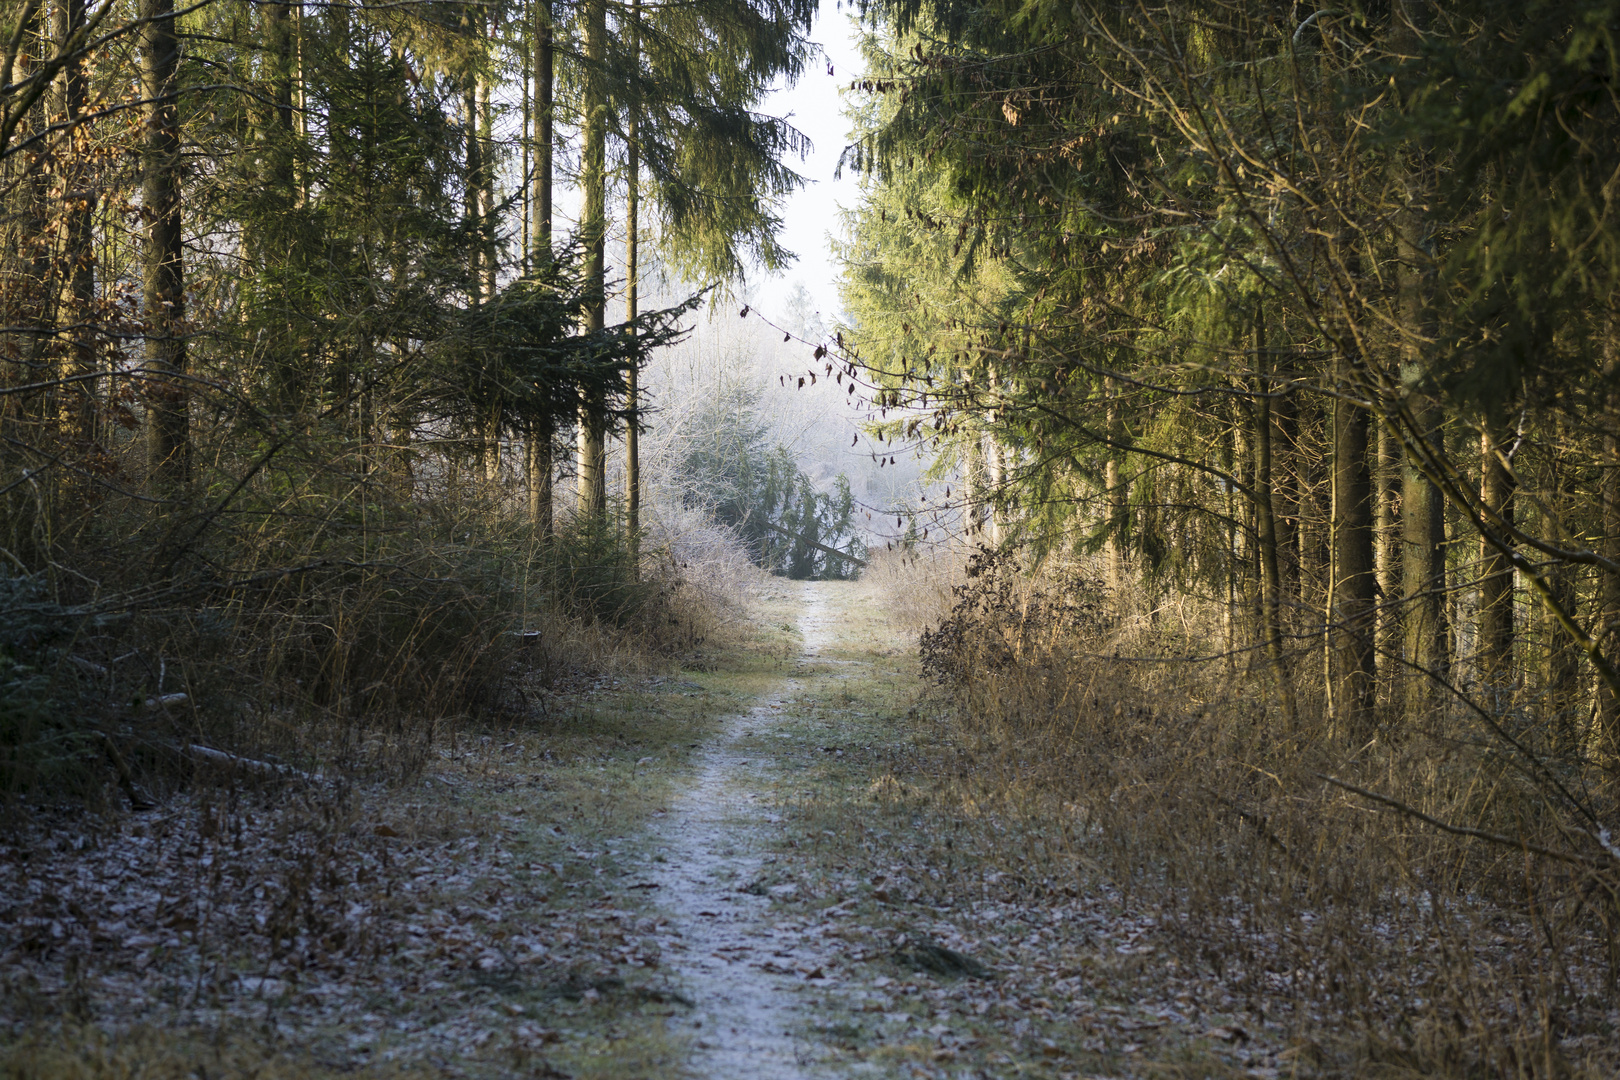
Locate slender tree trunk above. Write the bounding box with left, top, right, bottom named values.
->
left=464, top=82, right=481, bottom=298
left=140, top=0, right=188, bottom=487
left=1477, top=428, right=1515, bottom=687
left=1104, top=380, right=1125, bottom=590
left=526, top=0, right=554, bottom=533
left=51, top=0, right=94, bottom=450
left=478, top=73, right=499, bottom=485
left=985, top=435, right=1003, bottom=546
left=624, top=0, right=641, bottom=558
left=963, top=437, right=985, bottom=541
left=1223, top=411, right=1237, bottom=671
left=1395, top=0, right=1447, bottom=718
left=265, top=0, right=293, bottom=169
left=520, top=23, right=530, bottom=264
left=1273, top=361, right=1300, bottom=617
left=576, top=0, right=608, bottom=519
left=1255, top=309, right=1298, bottom=729
left=1374, top=418, right=1399, bottom=698
left=1600, top=408, right=1620, bottom=769
left=1400, top=407, right=1447, bottom=710
left=478, top=76, right=495, bottom=304
left=1331, top=354, right=1377, bottom=738
left=1541, top=437, right=1582, bottom=727
left=294, top=2, right=307, bottom=205
left=1600, top=316, right=1620, bottom=768
left=1234, top=382, right=1256, bottom=663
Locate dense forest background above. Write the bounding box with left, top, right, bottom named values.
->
left=0, top=0, right=885, bottom=801
left=842, top=0, right=1620, bottom=754
left=834, top=0, right=1620, bottom=1072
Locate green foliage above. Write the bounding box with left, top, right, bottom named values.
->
left=603, top=0, right=818, bottom=282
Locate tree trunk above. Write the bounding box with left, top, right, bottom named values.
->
left=985, top=434, right=1004, bottom=546
left=1541, top=440, right=1582, bottom=727
left=51, top=0, right=94, bottom=450
left=527, top=0, right=554, bottom=533
left=1601, top=402, right=1620, bottom=769
left=1374, top=418, right=1399, bottom=698
left=1273, top=360, right=1301, bottom=616
left=1255, top=309, right=1298, bottom=729
left=1104, top=380, right=1126, bottom=590
left=1400, top=407, right=1447, bottom=711
left=1233, top=381, right=1256, bottom=662
left=264, top=0, right=294, bottom=182
left=526, top=416, right=553, bottom=535
left=1477, top=428, right=1515, bottom=688
left=1330, top=354, right=1377, bottom=739
left=477, top=73, right=499, bottom=485
left=624, top=0, right=641, bottom=559
left=576, top=0, right=607, bottom=519
left=140, top=0, right=188, bottom=487
left=1600, top=316, right=1620, bottom=768
left=1395, top=0, right=1447, bottom=718
left=963, top=437, right=985, bottom=541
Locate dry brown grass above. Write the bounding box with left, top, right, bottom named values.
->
left=869, top=544, right=1620, bottom=1078
left=1, top=481, right=748, bottom=813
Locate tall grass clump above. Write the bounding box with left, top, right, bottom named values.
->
left=882, top=544, right=1620, bottom=1078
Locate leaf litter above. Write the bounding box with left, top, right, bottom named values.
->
left=10, top=578, right=1607, bottom=1077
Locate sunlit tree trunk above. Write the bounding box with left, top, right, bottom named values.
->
left=576, top=0, right=608, bottom=519
left=1477, top=428, right=1515, bottom=687
left=1540, top=432, right=1582, bottom=727
left=1330, top=354, right=1377, bottom=738
left=1396, top=0, right=1448, bottom=717
left=624, top=0, right=641, bottom=559
left=50, top=0, right=94, bottom=450
left=1374, top=420, right=1399, bottom=698
left=1104, top=379, right=1125, bottom=590
left=140, top=0, right=188, bottom=487
left=1255, top=309, right=1298, bottom=729
left=526, top=0, right=554, bottom=534
left=1600, top=401, right=1620, bottom=769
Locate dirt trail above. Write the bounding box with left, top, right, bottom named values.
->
left=649, top=581, right=841, bottom=1078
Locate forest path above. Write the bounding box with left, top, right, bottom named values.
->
left=0, top=577, right=1262, bottom=1080
left=644, top=580, right=848, bottom=1078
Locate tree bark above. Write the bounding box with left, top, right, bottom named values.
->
left=1600, top=315, right=1620, bottom=768
left=1477, top=428, right=1515, bottom=687
left=51, top=0, right=94, bottom=450
left=1374, top=418, right=1399, bottom=696
left=1400, top=407, right=1447, bottom=709
left=527, top=0, right=554, bottom=533
left=624, top=0, right=641, bottom=559
left=1395, top=0, right=1448, bottom=717
left=1331, top=355, right=1377, bottom=738
left=576, top=0, right=607, bottom=519
left=140, top=0, right=188, bottom=488
left=1255, top=309, right=1298, bottom=729
left=1104, top=380, right=1125, bottom=590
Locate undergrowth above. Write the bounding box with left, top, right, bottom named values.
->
left=870, top=545, right=1620, bottom=1079
left=0, top=474, right=731, bottom=813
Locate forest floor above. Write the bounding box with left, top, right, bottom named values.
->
left=0, top=579, right=1280, bottom=1079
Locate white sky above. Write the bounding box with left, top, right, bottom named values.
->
left=743, top=3, right=865, bottom=331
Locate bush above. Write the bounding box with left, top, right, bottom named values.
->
left=0, top=483, right=719, bottom=813
left=884, top=546, right=1620, bottom=1077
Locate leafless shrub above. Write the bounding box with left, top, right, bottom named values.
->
left=876, top=550, right=1620, bottom=1077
